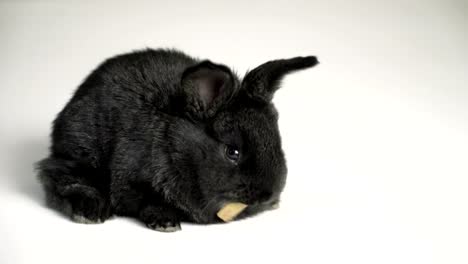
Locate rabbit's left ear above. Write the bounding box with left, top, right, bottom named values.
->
left=182, top=61, right=237, bottom=118
left=242, top=56, right=319, bottom=102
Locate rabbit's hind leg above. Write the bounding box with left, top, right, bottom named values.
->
left=37, top=157, right=111, bottom=224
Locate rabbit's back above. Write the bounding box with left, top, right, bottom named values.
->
left=51, top=49, right=197, bottom=166
left=73, top=49, right=197, bottom=108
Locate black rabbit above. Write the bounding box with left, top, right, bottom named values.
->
left=37, top=49, right=318, bottom=232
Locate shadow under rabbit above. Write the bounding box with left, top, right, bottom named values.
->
left=10, top=138, right=49, bottom=206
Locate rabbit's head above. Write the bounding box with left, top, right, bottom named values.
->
left=163, top=56, right=318, bottom=223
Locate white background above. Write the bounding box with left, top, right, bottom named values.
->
left=1, top=0, right=467, bottom=263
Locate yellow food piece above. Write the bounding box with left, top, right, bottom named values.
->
left=217, top=202, right=248, bottom=222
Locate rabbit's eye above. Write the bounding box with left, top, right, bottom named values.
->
left=225, top=145, right=240, bottom=163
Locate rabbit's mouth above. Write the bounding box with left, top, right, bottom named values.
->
left=198, top=197, right=280, bottom=224
left=235, top=198, right=280, bottom=220
left=185, top=191, right=281, bottom=224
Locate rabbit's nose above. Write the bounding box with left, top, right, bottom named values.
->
left=247, top=190, right=272, bottom=205
left=258, top=191, right=273, bottom=203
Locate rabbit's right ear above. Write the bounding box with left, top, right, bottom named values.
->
left=182, top=61, right=237, bottom=119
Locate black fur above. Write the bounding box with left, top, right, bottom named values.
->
left=36, top=48, right=318, bottom=231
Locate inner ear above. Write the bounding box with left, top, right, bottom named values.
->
left=193, top=68, right=229, bottom=108
left=182, top=61, right=236, bottom=117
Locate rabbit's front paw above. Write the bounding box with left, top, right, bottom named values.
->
left=146, top=220, right=181, bottom=232
left=140, top=204, right=182, bottom=232
left=72, top=214, right=102, bottom=224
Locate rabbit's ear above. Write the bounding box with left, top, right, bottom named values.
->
left=242, top=56, right=319, bottom=102
left=182, top=60, right=237, bottom=118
